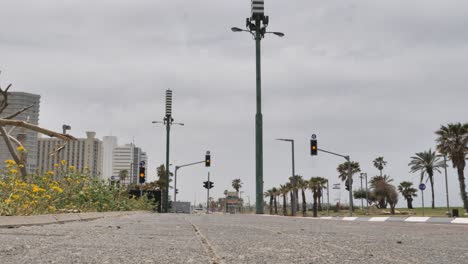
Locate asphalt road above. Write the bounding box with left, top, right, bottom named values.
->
left=0, top=212, right=467, bottom=264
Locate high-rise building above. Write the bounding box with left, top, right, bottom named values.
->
left=102, top=136, right=117, bottom=179
left=37, top=131, right=103, bottom=177
left=112, top=143, right=147, bottom=185
left=0, top=92, right=40, bottom=173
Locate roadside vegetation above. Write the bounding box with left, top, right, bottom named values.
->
left=0, top=158, right=154, bottom=216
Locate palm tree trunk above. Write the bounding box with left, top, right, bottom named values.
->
left=296, top=190, right=300, bottom=212
left=407, top=197, right=413, bottom=209
left=313, top=193, right=318, bottom=217
left=429, top=174, right=435, bottom=209
left=269, top=195, right=273, bottom=215
left=274, top=196, right=278, bottom=214
left=301, top=189, right=307, bottom=217
left=289, top=191, right=294, bottom=216
left=282, top=195, right=287, bottom=216
left=318, top=189, right=322, bottom=211
left=457, top=165, right=468, bottom=210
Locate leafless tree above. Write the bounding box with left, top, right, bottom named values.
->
left=0, top=71, right=76, bottom=177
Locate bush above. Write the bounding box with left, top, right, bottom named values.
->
left=0, top=160, right=155, bottom=216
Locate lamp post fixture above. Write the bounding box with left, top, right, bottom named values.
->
left=231, top=0, right=284, bottom=214
left=276, top=138, right=297, bottom=216
left=152, top=90, right=184, bottom=213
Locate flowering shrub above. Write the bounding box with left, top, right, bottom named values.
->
left=0, top=160, right=155, bottom=216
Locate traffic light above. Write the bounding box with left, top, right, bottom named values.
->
left=139, top=167, right=146, bottom=184
left=205, top=154, right=211, bottom=167
left=310, top=139, right=318, bottom=156
left=203, top=181, right=214, bottom=189
left=175, top=189, right=179, bottom=194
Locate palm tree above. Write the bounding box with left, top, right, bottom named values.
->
left=232, top=179, right=243, bottom=194
left=296, top=177, right=308, bottom=216
left=264, top=189, right=274, bottom=215
left=409, top=149, right=444, bottom=209
left=279, top=184, right=289, bottom=216
left=436, top=123, right=468, bottom=211
left=118, top=169, right=128, bottom=185
left=317, top=177, right=328, bottom=211
left=289, top=175, right=302, bottom=212
left=369, top=175, right=393, bottom=208
left=373, top=157, right=387, bottom=177
left=272, top=187, right=279, bottom=214
left=337, top=161, right=361, bottom=183
left=309, top=177, right=324, bottom=217
left=398, top=181, right=418, bottom=209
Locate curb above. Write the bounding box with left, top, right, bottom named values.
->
left=0, top=210, right=151, bottom=228
left=261, top=214, right=468, bottom=225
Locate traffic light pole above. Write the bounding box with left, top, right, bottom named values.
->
left=317, top=148, right=353, bottom=216
left=206, top=172, right=210, bottom=214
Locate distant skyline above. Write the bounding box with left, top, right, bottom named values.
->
left=1, top=0, right=467, bottom=208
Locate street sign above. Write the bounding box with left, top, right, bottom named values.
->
left=419, top=183, right=426, bottom=191
left=332, top=183, right=340, bottom=190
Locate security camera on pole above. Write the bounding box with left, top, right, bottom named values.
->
left=231, top=0, right=284, bottom=214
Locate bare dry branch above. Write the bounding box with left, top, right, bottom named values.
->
left=0, top=132, right=23, bottom=147
left=49, top=143, right=67, bottom=156
left=2, top=104, right=34, bottom=119
left=0, top=119, right=76, bottom=141
left=0, top=125, right=27, bottom=177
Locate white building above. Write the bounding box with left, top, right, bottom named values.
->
left=111, top=143, right=147, bottom=185
left=0, top=92, right=41, bottom=173
left=102, top=136, right=117, bottom=179
left=37, top=131, right=103, bottom=177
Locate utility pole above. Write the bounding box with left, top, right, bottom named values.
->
left=231, top=0, right=284, bottom=214
left=276, top=138, right=296, bottom=216
left=207, top=172, right=210, bottom=214
left=360, top=174, right=364, bottom=210
left=173, top=160, right=205, bottom=203
left=327, top=179, right=330, bottom=216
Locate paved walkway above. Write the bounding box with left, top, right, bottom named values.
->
left=1, top=213, right=467, bottom=263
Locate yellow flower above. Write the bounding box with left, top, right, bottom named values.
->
left=46, top=171, right=55, bottom=176
left=61, top=160, right=67, bottom=166
left=54, top=163, right=59, bottom=168
left=45, top=194, right=52, bottom=199
left=9, top=169, right=19, bottom=174
left=69, top=165, right=76, bottom=171
left=18, top=164, right=24, bottom=168
left=17, top=146, right=26, bottom=152
left=31, top=184, right=45, bottom=193
left=84, top=166, right=89, bottom=170
left=51, top=186, right=63, bottom=193
left=4, top=199, right=12, bottom=204
left=5, top=159, right=16, bottom=165
left=11, top=194, right=19, bottom=200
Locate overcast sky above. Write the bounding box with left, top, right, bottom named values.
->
left=1, top=0, right=467, bottom=208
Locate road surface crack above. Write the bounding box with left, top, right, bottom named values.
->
left=187, top=219, right=222, bottom=264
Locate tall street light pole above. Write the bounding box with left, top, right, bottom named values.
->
left=276, top=138, right=296, bottom=216
left=152, top=89, right=184, bottom=213
left=232, top=0, right=284, bottom=214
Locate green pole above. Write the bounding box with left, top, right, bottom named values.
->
left=255, top=18, right=264, bottom=215
left=165, top=120, right=171, bottom=212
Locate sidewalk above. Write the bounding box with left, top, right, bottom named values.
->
left=0, top=211, right=150, bottom=228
